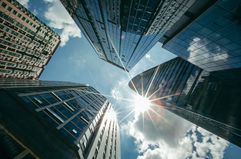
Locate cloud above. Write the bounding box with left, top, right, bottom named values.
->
left=193, top=127, right=228, bottom=159
left=137, top=148, right=163, bottom=159
left=110, top=77, right=143, bottom=123
left=32, top=9, right=38, bottom=16
left=123, top=104, right=229, bottom=159
left=145, top=54, right=151, bottom=60
left=125, top=105, right=192, bottom=146
left=43, top=0, right=81, bottom=46
left=17, top=0, right=29, bottom=8
left=111, top=87, right=123, bottom=101
left=110, top=78, right=132, bottom=105
left=110, top=79, right=131, bottom=100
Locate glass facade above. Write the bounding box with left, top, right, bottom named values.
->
left=0, top=80, right=120, bottom=159
left=82, top=106, right=121, bottom=159
left=60, top=0, right=196, bottom=71
left=19, top=86, right=106, bottom=146
left=0, top=125, right=37, bottom=159
left=130, top=57, right=202, bottom=98
left=162, top=0, right=241, bottom=72
left=129, top=57, right=241, bottom=147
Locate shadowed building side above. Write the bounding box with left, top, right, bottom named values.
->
left=0, top=79, right=120, bottom=159
left=128, top=57, right=241, bottom=147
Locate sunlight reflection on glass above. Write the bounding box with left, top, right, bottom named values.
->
left=107, top=109, right=117, bottom=120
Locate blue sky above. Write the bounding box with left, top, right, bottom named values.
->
left=18, top=0, right=241, bottom=158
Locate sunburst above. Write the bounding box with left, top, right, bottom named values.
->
left=80, top=36, right=177, bottom=129
left=132, top=94, right=151, bottom=114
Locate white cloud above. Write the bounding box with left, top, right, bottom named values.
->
left=111, top=87, right=123, bottom=101
left=32, top=9, right=38, bottom=16
left=131, top=105, right=192, bottom=147
left=145, top=54, right=151, bottom=60
left=194, top=127, right=228, bottom=159
left=111, top=79, right=129, bottom=101
left=43, top=0, right=81, bottom=46
left=17, top=0, right=29, bottom=8
left=123, top=104, right=229, bottom=159
left=137, top=148, right=163, bottom=159
left=109, top=77, right=145, bottom=123
left=124, top=105, right=191, bottom=147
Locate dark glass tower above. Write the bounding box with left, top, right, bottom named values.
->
left=0, top=79, right=120, bottom=159
left=129, top=57, right=241, bottom=147
left=60, top=0, right=199, bottom=71
left=160, top=0, right=241, bottom=72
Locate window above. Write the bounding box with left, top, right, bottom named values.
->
left=7, top=6, right=12, bottom=11
left=94, top=148, right=98, bottom=159
left=72, top=129, right=77, bottom=134
left=33, top=96, right=42, bottom=104
left=1, top=2, right=7, bottom=8
left=17, top=13, right=21, bottom=18
left=13, top=10, right=17, bottom=15
left=22, top=16, right=26, bottom=21
left=46, top=108, right=64, bottom=123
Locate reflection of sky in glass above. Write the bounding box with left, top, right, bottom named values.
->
left=164, top=0, right=241, bottom=72
left=187, top=37, right=230, bottom=72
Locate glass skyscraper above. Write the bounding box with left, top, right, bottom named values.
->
left=160, top=0, right=241, bottom=72
left=0, top=79, right=120, bottom=159
left=129, top=57, right=241, bottom=147
left=60, top=0, right=199, bottom=71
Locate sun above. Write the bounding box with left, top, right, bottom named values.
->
left=133, top=94, right=151, bottom=113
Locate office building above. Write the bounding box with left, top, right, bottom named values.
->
left=0, top=79, right=120, bottom=159
left=129, top=57, right=202, bottom=98
left=129, top=57, right=241, bottom=147
left=0, top=0, right=60, bottom=79
left=60, top=0, right=198, bottom=71
left=160, top=0, right=241, bottom=72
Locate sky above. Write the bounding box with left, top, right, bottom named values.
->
left=17, top=0, right=241, bottom=159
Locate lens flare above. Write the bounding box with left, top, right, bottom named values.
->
left=133, top=94, right=151, bottom=113
left=107, top=109, right=117, bottom=120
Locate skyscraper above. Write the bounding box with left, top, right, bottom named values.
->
left=160, top=0, right=241, bottom=72
left=60, top=0, right=198, bottom=71
left=129, top=57, right=241, bottom=147
left=0, top=0, right=60, bottom=79
left=0, top=79, right=120, bottom=159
